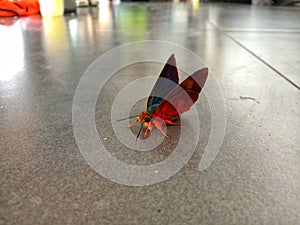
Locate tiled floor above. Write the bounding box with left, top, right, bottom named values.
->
left=0, top=2, right=299, bottom=225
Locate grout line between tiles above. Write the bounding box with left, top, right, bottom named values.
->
left=225, top=33, right=300, bottom=90
left=223, top=29, right=300, bottom=33
left=207, top=20, right=300, bottom=91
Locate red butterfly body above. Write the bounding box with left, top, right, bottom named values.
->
left=128, top=54, right=208, bottom=139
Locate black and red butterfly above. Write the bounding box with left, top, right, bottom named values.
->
left=126, top=54, right=208, bottom=139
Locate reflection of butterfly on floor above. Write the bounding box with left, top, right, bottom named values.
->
left=124, top=54, right=208, bottom=140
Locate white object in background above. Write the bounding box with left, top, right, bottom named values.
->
left=252, top=0, right=272, bottom=5
left=76, top=0, right=88, bottom=6
left=39, top=0, right=64, bottom=17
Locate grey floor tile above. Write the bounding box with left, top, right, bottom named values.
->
left=0, top=2, right=299, bottom=225
left=227, top=32, right=300, bottom=87
left=206, top=3, right=300, bottom=31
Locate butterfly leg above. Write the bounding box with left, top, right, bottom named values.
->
left=164, top=119, right=181, bottom=126
left=152, top=118, right=170, bottom=139
left=143, top=121, right=153, bottom=139
left=143, top=127, right=150, bottom=139
left=170, top=117, right=181, bottom=126
left=158, top=128, right=170, bottom=139
left=128, top=118, right=139, bottom=128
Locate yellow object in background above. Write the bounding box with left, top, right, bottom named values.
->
left=39, top=0, right=64, bottom=17
left=193, top=0, right=200, bottom=9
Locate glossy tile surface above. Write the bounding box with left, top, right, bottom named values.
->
left=207, top=3, right=300, bottom=30
left=1, top=3, right=300, bottom=225
left=228, top=32, right=300, bottom=87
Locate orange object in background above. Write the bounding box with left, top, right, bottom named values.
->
left=0, top=0, right=40, bottom=17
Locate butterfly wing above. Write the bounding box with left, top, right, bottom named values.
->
left=152, top=68, right=208, bottom=123
left=147, top=54, right=179, bottom=114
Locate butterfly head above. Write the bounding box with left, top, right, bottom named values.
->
left=127, top=111, right=151, bottom=140
left=138, top=111, right=151, bottom=124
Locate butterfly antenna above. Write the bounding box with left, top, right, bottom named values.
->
left=136, top=123, right=143, bottom=143
left=116, top=114, right=139, bottom=122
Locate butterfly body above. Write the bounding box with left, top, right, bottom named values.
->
left=128, top=54, right=208, bottom=139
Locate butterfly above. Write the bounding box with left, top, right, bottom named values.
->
left=125, top=54, right=208, bottom=139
